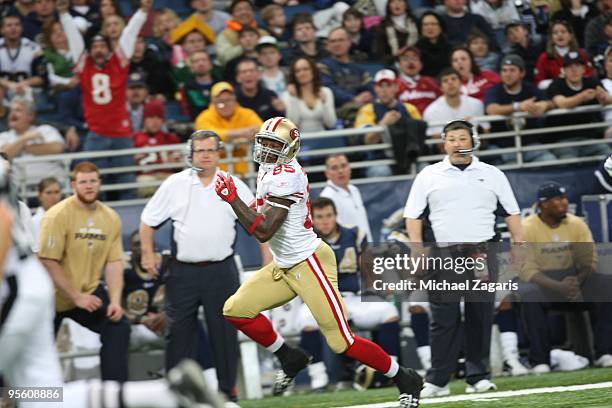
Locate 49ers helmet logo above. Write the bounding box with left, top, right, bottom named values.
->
left=289, top=128, right=300, bottom=140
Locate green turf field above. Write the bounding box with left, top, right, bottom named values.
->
left=240, top=367, right=612, bottom=408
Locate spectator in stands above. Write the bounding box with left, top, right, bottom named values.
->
left=66, top=0, right=101, bottom=34
left=8, top=0, right=39, bottom=41
left=396, top=46, right=441, bottom=115
left=468, top=31, right=500, bottom=71
left=224, top=26, right=261, bottom=82
left=189, top=0, right=230, bottom=35
left=170, top=19, right=214, bottom=91
left=130, top=35, right=173, bottom=100
left=217, top=0, right=267, bottom=66
left=535, top=20, right=592, bottom=89
left=39, top=161, right=131, bottom=383
left=441, top=0, right=498, bottom=50
left=375, top=0, right=419, bottom=65
left=257, top=36, right=286, bottom=95
left=183, top=50, right=216, bottom=120
left=282, top=56, right=338, bottom=155
left=27, top=0, right=58, bottom=42
left=0, top=14, right=47, bottom=102
left=415, top=11, right=452, bottom=78
left=149, top=8, right=180, bottom=66
left=451, top=46, right=500, bottom=102
left=484, top=54, right=556, bottom=162
left=42, top=20, right=78, bottom=92
left=289, top=13, right=329, bottom=62
left=101, top=14, right=125, bottom=51
left=133, top=100, right=182, bottom=197
left=0, top=96, right=65, bottom=186
left=320, top=153, right=373, bottom=241
left=194, top=81, right=262, bottom=176
left=552, top=0, right=599, bottom=47
left=170, top=16, right=214, bottom=62
left=470, top=0, right=520, bottom=46
left=520, top=182, right=612, bottom=372
left=545, top=52, right=612, bottom=157
left=600, top=46, right=612, bottom=135
left=504, top=20, right=545, bottom=83
left=423, top=68, right=490, bottom=150
left=127, top=71, right=149, bottom=133
left=235, top=58, right=285, bottom=120
left=260, top=4, right=290, bottom=46
left=585, top=4, right=612, bottom=58
left=32, top=176, right=62, bottom=238
left=342, top=8, right=375, bottom=63
left=355, top=69, right=423, bottom=177
left=319, top=27, right=373, bottom=115
left=100, top=0, right=121, bottom=19
left=58, top=0, right=150, bottom=200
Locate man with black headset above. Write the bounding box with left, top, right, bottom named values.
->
left=139, top=130, right=270, bottom=405
left=403, top=119, right=524, bottom=398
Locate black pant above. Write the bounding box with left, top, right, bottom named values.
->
left=54, top=284, right=131, bottom=382
left=165, top=257, right=240, bottom=400
left=426, top=244, right=497, bottom=387
left=519, top=273, right=612, bottom=365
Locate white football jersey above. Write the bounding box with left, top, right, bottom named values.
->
left=256, top=159, right=320, bottom=268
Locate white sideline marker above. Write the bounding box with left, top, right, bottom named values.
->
left=338, top=381, right=612, bottom=407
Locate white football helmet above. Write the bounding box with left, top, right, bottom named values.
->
left=253, top=117, right=301, bottom=170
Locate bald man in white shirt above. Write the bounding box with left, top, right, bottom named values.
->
left=320, top=154, right=373, bottom=241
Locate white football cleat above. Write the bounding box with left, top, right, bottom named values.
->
left=503, top=358, right=530, bottom=376
left=465, top=379, right=497, bottom=394
left=595, top=354, right=612, bottom=368
left=420, top=382, right=450, bottom=398
left=532, top=364, right=551, bottom=374
left=551, top=349, right=589, bottom=371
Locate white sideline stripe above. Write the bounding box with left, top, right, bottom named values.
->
left=337, top=381, right=612, bottom=407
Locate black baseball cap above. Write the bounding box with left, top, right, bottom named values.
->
left=128, top=71, right=147, bottom=88
left=537, top=182, right=567, bottom=203
left=501, top=54, right=525, bottom=71
left=563, top=51, right=585, bottom=67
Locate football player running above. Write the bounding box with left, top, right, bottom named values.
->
left=216, top=117, right=423, bottom=407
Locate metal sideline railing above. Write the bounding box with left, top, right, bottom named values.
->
left=12, top=105, right=612, bottom=205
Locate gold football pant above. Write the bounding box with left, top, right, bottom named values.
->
left=223, top=242, right=355, bottom=353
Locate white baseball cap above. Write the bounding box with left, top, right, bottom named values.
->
left=374, top=69, right=397, bottom=85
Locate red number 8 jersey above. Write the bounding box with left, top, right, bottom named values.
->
left=78, top=53, right=132, bottom=137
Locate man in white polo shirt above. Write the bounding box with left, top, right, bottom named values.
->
left=320, top=153, right=373, bottom=241
left=404, top=119, right=523, bottom=398
left=423, top=69, right=490, bottom=151
left=139, top=130, right=270, bottom=405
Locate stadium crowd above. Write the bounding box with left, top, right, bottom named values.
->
left=1, top=0, right=612, bottom=406
left=0, top=0, right=610, bottom=191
